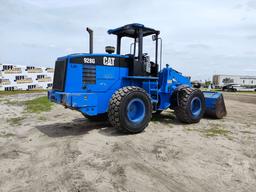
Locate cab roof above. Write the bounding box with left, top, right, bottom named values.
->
left=108, top=23, right=160, bottom=38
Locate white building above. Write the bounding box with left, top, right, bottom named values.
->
left=213, top=74, right=256, bottom=88
left=0, top=64, right=54, bottom=91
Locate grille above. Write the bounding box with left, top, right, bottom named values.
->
left=52, top=59, right=67, bottom=91
left=83, top=64, right=96, bottom=84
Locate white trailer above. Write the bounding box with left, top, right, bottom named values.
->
left=0, top=64, right=54, bottom=91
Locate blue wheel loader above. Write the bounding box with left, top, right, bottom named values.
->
left=48, top=23, right=227, bottom=133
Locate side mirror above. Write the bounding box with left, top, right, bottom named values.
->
left=152, top=35, right=157, bottom=41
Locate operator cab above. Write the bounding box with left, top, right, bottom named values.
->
left=108, top=23, right=161, bottom=77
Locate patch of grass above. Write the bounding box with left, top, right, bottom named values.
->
left=6, top=117, right=26, bottom=125
left=24, top=96, right=53, bottom=113
left=204, top=127, right=231, bottom=137
left=200, top=88, right=256, bottom=94
left=0, top=98, right=9, bottom=103
left=186, top=127, right=197, bottom=131
left=38, top=116, right=47, bottom=121
left=1, top=96, right=53, bottom=114
left=240, top=130, right=254, bottom=134
left=186, top=126, right=231, bottom=138
left=3, top=99, right=21, bottom=105
left=0, top=133, right=16, bottom=138
left=234, top=91, right=256, bottom=94
left=0, top=90, right=47, bottom=95
left=200, top=88, right=222, bottom=92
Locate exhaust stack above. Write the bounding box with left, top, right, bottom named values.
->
left=86, top=27, right=93, bottom=54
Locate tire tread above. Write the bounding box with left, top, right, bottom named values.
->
left=174, top=87, right=205, bottom=123
left=108, top=86, right=152, bottom=133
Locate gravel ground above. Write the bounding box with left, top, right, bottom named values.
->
left=0, top=92, right=255, bottom=192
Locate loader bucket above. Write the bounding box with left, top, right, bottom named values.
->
left=203, top=91, right=227, bottom=119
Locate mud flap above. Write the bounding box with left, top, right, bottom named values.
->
left=203, top=91, right=227, bottom=119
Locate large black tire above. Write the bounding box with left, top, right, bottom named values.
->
left=174, top=87, right=205, bottom=123
left=108, top=86, right=152, bottom=133
left=83, top=113, right=108, bottom=121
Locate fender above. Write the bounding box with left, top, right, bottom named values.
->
left=170, top=84, right=190, bottom=109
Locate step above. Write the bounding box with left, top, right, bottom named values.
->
left=151, top=99, right=158, bottom=103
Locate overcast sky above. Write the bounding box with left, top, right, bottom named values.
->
left=0, top=0, right=256, bottom=80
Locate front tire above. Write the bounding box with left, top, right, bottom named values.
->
left=108, top=86, right=152, bottom=133
left=174, top=87, right=205, bottom=123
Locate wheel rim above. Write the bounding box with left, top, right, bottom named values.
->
left=127, top=98, right=145, bottom=124
left=190, top=97, right=202, bottom=117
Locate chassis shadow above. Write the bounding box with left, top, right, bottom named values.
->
left=36, top=113, right=183, bottom=138
left=37, top=111, right=215, bottom=138
left=152, top=111, right=223, bottom=124
left=36, top=118, right=114, bottom=138
left=151, top=111, right=184, bottom=125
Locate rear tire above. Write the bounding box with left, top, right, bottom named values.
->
left=108, top=86, right=152, bottom=133
left=174, top=87, right=205, bottom=123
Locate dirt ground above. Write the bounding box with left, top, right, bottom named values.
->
left=0, top=92, right=255, bottom=192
